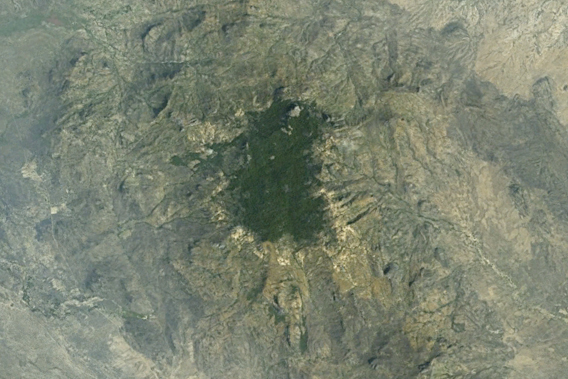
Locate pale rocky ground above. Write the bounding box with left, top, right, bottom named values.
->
left=1, top=0, right=568, bottom=378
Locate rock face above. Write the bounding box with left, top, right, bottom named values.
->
left=2, top=0, right=568, bottom=378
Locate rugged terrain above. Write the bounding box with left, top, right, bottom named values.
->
left=2, top=0, right=568, bottom=378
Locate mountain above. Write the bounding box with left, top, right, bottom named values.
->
left=1, top=0, right=568, bottom=377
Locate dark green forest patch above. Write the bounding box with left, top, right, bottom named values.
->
left=228, top=99, right=328, bottom=243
